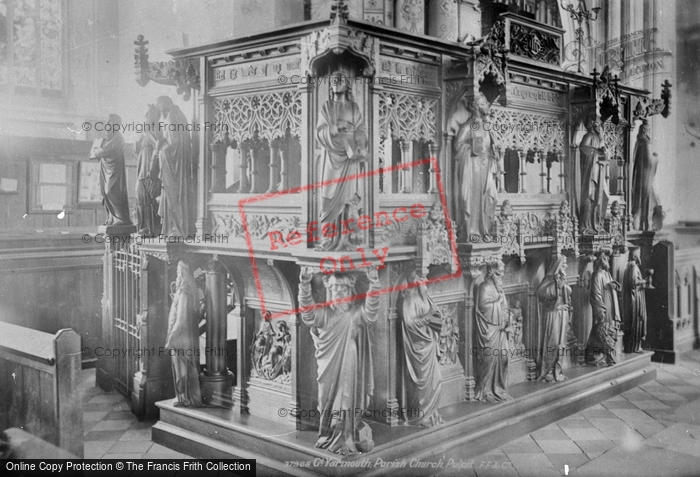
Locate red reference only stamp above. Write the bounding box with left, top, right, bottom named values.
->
left=239, top=157, right=461, bottom=319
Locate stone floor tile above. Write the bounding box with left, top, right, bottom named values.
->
left=87, top=394, right=125, bottom=404
left=501, top=440, right=543, bottom=454
left=573, top=439, right=616, bottom=459
left=628, top=399, right=672, bottom=410
left=574, top=445, right=700, bottom=477
left=535, top=440, right=583, bottom=454
left=556, top=419, right=595, bottom=429
left=531, top=429, right=571, bottom=441
left=561, top=427, right=608, bottom=441
left=118, top=429, right=152, bottom=441
left=108, top=440, right=154, bottom=454
left=83, top=430, right=128, bottom=441
left=546, top=453, right=590, bottom=472
left=91, top=419, right=134, bottom=432
left=641, top=422, right=700, bottom=458
left=102, top=453, right=145, bottom=460
left=506, top=452, right=555, bottom=469
left=580, top=409, right=618, bottom=419
left=601, top=400, right=638, bottom=410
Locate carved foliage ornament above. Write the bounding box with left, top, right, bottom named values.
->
left=497, top=203, right=578, bottom=264
left=212, top=213, right=301, bottom=241
left=213, top=91, right=302, bottom=143
left=134, top=35, right=199, bottom=100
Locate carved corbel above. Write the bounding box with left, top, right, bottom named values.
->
left=134, top=35, right=200, bottom=100
left=633, top=79, right=672, bottom=122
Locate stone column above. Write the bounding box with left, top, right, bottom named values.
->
left=201, top=256, right=233, bottom=407
left=385, top=307, right=400, bottom=425
left=210, top=139, right=228, bottom=193
left=428, top=142, right=439, bottom=194
left=237, top=142, right=251, bottom=193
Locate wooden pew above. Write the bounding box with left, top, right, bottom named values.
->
left=0, top=323, right=83, bottom=457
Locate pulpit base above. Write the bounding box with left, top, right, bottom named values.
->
left=152, top=352, right=654, bottom=476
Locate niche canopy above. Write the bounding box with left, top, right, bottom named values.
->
left=301, top=0, right=376, bottom=78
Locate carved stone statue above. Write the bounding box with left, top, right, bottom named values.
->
left=631, top=120, right=663, bottom=231
left=299, top=267, right=380, bottom=455
left=316, top=66, right=368, bottom=251
left=450, top=91, right=498, bottom=237
left=399, top=272, right=443, bottom=427
left=165, top=261, right=203, bottom=407
left=622, top=247, right=649, bottom=353
left=156, top=96, right=196, bottom=237
left=606, top=200, right=624, bottom=250
left=134, top=104, right=162, bottom=236
left=474, top=261, right=512, bottom=402
left=579, top=116, right=609, bottom=234
left=536, top=256, right=573, bottom=382
left=509, top=300, right=524, bottom=353
left=92, top=114, right=132, bottom=226
left=439, top=305, right=460, bottom=366
left=585, top=252, right=622, bottom=366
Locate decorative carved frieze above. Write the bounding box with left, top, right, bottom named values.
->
left=213, top=91, right=302, bottom=143
left=211, top=213, right=301, bottom=240
left=212, top=56, right=301, bottom=88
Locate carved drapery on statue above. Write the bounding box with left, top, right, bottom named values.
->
left=92, top=114, right=132, bottom=226
left=298, top=268, right=380, bottom=455
left=578, top=116, right=609, bottom=234
left=156, top=96, right=196, bottom=237
left=536, top=256, right=572, bottom=382
left=474, top=261, right=512, bottom=402
left=134, top=105, right=162, bottom=236
left=165, top=261, right=203, bottom=408
left=631, top=120, right=663, bottom=232
left=450, top=92, right=498, bottom=237
left=622, top=247, right=649, bottom=354
left=585, top=252, right=621, bottom=366
left=316, top=65, right=369, bottom=251
left=399, top=272, right=443, bottom=427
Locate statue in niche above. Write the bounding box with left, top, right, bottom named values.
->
left=631, top=120, right=664, bottom=231
left=536, top=256, right=573, bottom=382
left=439, top=305, right=460, bottom=366
left=399, top=272, right=444, bottom=427
left=299, top=267, right=380, bottom=455
left=579, top=116, right=609, bottom=234
left=509, top=300, right=524, bottom=353
left=450, top=91, right=498, bottom=237
left=316, top=65, right=368, bottom=251
left=134, top=104, right=162, bottom=236
left=475, top=261, right=512, bottom=402
left=622, top=246, right=650, bottom=353
left=165, top=261, right=203, bottom=407
left=156, top=96, right=196, bottom=237
left=251, top=320, right=292, bottom=384
left=91, top=114, right=132, bottom=226
left=585, top=251, right=622, bottom=366
left=606, top=200, right=624, bottom=250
